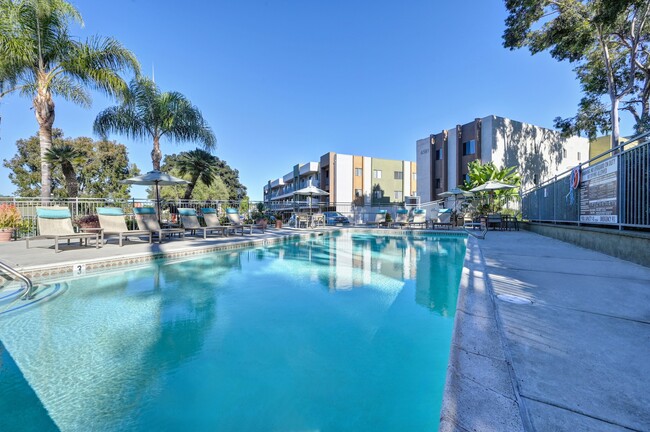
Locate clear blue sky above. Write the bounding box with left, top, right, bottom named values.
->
left=0, top=0, right=634, bottom=200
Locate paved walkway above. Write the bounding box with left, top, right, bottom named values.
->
left=478, top=230, right=650, bottom=431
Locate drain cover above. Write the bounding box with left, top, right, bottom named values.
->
left=497, top=294, right=532, bottom=305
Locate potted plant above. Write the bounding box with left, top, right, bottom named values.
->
left=0, top=203, right=22, bottom=241
left=74, top=214, right=100, bottom=229
left=274, top=213, right=282, bottom=229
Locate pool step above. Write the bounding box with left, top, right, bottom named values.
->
left=0, top=281, right=68, bottom=316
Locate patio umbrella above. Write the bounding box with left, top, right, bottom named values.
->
left=293, top=185, right=329, bottom=223
left=439, top=188, right=474, bottom=214
left=121, top=170, right=189, bottom=223
left=469, top=180, right=517, bottom=213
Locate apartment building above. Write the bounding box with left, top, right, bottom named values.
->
left=416, top=115, right=590, bottom=201
left=263, top=152, right=416, bottom=209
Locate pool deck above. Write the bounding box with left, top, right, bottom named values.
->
left=1, top=228, right=649, bottom=431
left=444, top=230, right=650, bottom=432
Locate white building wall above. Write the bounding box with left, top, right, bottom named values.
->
left=334, top=154, right=354, bottom=204
left=447, top=128, right=458, bottom=189
left=402, top=161, right=411, bottom=198
left=481, top=115, right=494, bottom=163
left=362, top=156, right=372, bottom=205
left=490, top=116, right=590, bottom=189
left=416, top=138, right=431, bottom=201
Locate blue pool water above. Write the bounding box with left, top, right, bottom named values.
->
left=0, top=231, right=465, bottom=431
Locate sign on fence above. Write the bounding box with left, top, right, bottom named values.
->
left=579, top=157, right=618, bottom=223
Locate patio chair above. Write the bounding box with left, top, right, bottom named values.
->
left=366, top=210, right=387, bottom=227
left=225, top=208, right=254, bottom=234
left=391, top=209, right=409, bottom=228
left=178, top=208, right=229, bottom=239
left=296, top=213, right=310, bottom=228
left=97, top=207, right=152, bottom=246
left=133, top=207, right=185, bottom=243
left=409, top=209, right=427, bottom=229
left=487, top=213, right=503, bottom=230
left=312, top=213, right=325, bottom=228
left=200, top=208, right=237, bottom=236
left=27, top=207, right=101, bottom=253
left=431, top=209, right=453, bottom=229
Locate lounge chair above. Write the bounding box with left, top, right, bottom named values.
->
left=391, top=209, right=409, bottom=228
left=431, top=209, right=453, bottom=229
left=409, top=209, right=427, bottom=228
left=225, top=208, right=254, bottom=234
left=26, top=207, right=101, bottom=253
left=178, top=208, right=229, bottom=239
left=133, top=207, right=185, bottom=243
left=311, top=213, right=325, bottom=228
left=296, top=213, right=310, bottom=228
left=366, top=210, right=387, bottom=227
left=97, top=207, right=152, bottom=246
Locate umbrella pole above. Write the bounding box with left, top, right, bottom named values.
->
left=156, top=181, right=162, bottom=225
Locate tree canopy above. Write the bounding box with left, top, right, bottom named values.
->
left=149, top=151, right=247, bottom=201
left=503, top=0, right=650, bottom=146
left=3, top=129, right=140, bottom=198
left=0, top=0, right=140, bottom=199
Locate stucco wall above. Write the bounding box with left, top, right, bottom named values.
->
left=334, top=154, right=353, bottom=204
left=416, top=138, right=431, bottom=201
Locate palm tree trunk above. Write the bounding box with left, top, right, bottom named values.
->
left=61, top=162, right=79, bottom=197
left=183, top=174, right=199, bottom=200
left=34, top=85, right=55, bottom=201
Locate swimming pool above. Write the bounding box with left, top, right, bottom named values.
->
left=0, top=231, right=466, bottom=431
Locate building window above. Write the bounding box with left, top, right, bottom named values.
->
left=533, top=174, right=539, bottom=185
left=374, top=190, right=383, bottom=199
left=355, top=189, right=362, bottom=197
left=462, top=140, right=476, bottom=156
left=562, top=149, right=567, bottom=158
left=435, top=178, right=441, bottom=189
left=577, top=152, right=581, bottom=160
left=394, top=191, right=403, bottom=200
left=435, top=149, right=443, bottom=160
left=355, top=168, right=362, bottom=176
left=394, top=171, right=403, bottom=180
left=373, top=170, right=382, bottom=179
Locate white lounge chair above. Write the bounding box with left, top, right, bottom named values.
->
left=179, top=208, right=229, bottom=239
left=431, top=209, right=453, bottom=229
left=133, top=207, right=185, bottom=243
left=27, top=207, right=101, bottom=253
left=97, top=207, right=152, bottom=246
left=225, top=208, right=254, bottom=234
left=409, top=209, right=427, bottom=228
left=392, top=209, right=409, bottom=228
left=366, top=210, right=387, bottom=227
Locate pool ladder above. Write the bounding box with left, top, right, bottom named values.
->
left=0, top=261, right=34, bottom=300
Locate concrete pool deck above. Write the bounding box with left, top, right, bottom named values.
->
left=444, top=230, right=650, bottom=431
left=1, top=228, right=649, bottom=431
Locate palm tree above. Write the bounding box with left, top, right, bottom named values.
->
left=93, top=77, right=216, bottom=173
left=44, top=143, right=83, bottom=197
left=0, top=0, right=140, bottom=200
left=176, top=149, right=218, bottom=200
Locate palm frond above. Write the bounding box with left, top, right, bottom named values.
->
left=49, top=74, right=91, bottom=106
left=94, top=105, right=148, bottom=141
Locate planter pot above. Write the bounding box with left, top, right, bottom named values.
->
left=275, top=220, right=283, bottom=229
left=0, top=229, right=14, bottom=242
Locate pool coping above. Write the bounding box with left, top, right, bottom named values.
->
left=439, top=236, right=528, bottom=431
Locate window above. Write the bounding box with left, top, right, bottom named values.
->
left=355, top=168, right=362, bottom=176
left=374, top=190, right=383, bottom=199
left=435, top=178, right=441, bottom=189
left=373, top=170, right=382, bottom=179
left=462, top=140, right=476, bottom=156
left=533, top=174, right=539, bottom=185
left=435, top=149, right=443, bottom=160
left=355, top=189, right=362, bottom=197
left=394, top=171, right=403, bottom=180
left=394, top=191, right=403, bottom=200
left=562, top=149, right=567, bottom=158
left=577, top=152, right=581, bottom=160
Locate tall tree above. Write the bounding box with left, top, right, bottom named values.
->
left=93, top=77, right=216, bottom=172
left=44, top=143, right=83, bottom=197
left=155, top=152, right=246, bottom=201
left=0, top=0, right=140, bottom=199
left=503, top=0, right=650, bottom=147
left=176, top=149, right=218, bottom=200
left=3, top=129, right=140, bottom=198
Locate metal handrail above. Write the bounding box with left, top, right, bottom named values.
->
left=0, top=261, right=34, bottom=300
